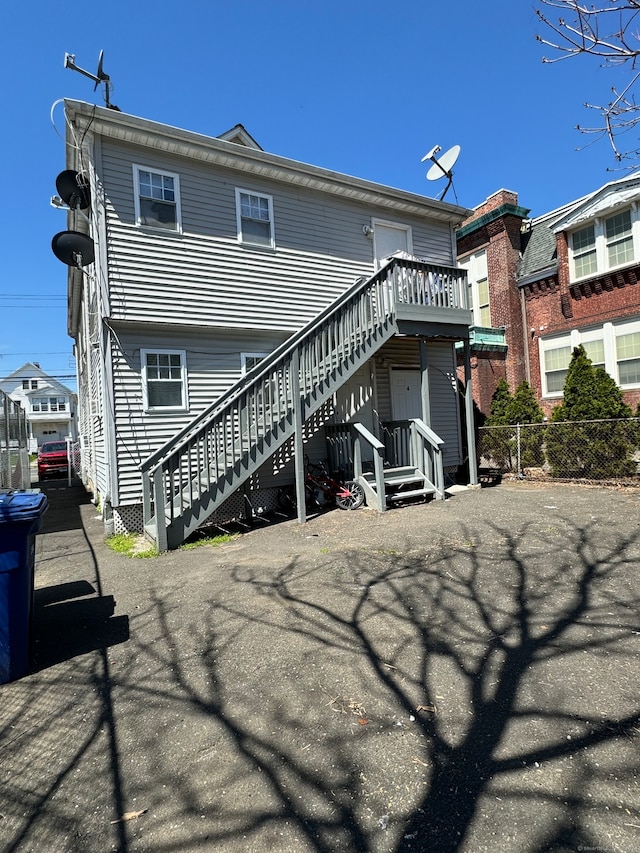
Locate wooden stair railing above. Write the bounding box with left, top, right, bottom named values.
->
left=140, top=258, right=466, bottom=549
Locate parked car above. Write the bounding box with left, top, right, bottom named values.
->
left=37, top=440, right=69, bottom=480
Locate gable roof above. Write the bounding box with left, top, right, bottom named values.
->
left=548, top=171, right=640, bottom=232
left=0, top=363, right=75, bottom=397
left=517, top=172, right=640, bottom=284
left=216, top=124, right=263, bottom=150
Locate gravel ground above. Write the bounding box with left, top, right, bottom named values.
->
left=1, top=479, right=639, bottom=853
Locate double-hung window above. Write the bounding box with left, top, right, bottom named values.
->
left=458, top=249, right=491, bottom=326
left=540, top=319, right=640, bottom=395
left=134, top=166, right=181, bottom=231
left=571, top=224, right=597, bottom=279
left=616, top=328, right=640, bottom=385
left=235, top=189, right=274, bottom=248
left=606, top=210, right=633, bottom=268
left=142, top=350, right=188, bottom=412
left=569, top=208, right=636, bottom=281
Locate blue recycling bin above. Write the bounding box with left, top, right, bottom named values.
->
left=0, top=490, right=48, bottom=684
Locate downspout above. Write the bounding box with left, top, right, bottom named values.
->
left=520, top=285, right=531, bottom=384
left=92, top=136, right=118, bottom=530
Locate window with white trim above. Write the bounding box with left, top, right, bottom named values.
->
left=458, top=249, right=491, bottom=326
left=235, top=189, right=274, bottom=248
left=32, top=396, right=68, bottom=412
left=134, top=166, right=181, bottom=231
left=141, top=350, right=188, bottom=412
left=241, top=352, right=269, bottom=375
left=568, top=207, right=636, bottom=281
left=540, top=318, right=640, bottom=396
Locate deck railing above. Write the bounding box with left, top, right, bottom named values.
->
left=141, top=257, right=467, bottom=548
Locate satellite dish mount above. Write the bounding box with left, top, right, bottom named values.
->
left=421, top=144, right=461, bottom=201
left=64, top=51, right=117, bottom=109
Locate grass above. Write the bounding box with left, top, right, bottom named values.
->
left=180, top=532, right=238, bottom=550
left=106, top=530, right=238, bottom=556
left=106, top=533, right=159, bottom=559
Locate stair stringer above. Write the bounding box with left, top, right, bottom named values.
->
left=160, top=318, right=398, bottom=548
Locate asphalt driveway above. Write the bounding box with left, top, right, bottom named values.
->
left=1, top=479, right=639, bottom=852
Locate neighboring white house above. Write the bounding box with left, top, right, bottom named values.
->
left=56, top=100, right=476, bottom=549
left=0, top=362, right=77, bottom=450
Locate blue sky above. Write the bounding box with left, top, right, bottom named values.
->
left=1, top=0, right=635, bottom=389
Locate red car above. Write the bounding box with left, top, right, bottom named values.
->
left=37, top=440, right=69, bottom=480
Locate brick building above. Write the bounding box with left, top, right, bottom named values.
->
left=457, top=176, right=640, bottom=417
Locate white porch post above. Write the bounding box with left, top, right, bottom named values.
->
left=462, top=339, right=479, bottom=486
left=291, top=350, right=307, bottom=523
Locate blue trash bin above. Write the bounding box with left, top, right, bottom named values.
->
left=0, top=490, right=48, bottom=684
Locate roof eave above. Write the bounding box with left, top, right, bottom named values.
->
left=64, top=100, right=471, bottom=225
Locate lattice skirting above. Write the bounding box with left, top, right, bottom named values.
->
left=110, top=487, right=283, bottom=536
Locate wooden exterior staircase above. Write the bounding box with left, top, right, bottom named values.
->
left=140, top=257, right=469, bottom=550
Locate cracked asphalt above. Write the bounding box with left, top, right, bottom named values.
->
left=1, top=478, right=639, bottom=853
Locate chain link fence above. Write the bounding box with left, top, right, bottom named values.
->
left=478, top=418, right=640, bottom=485
left=0, top=390, right=30, bottom=490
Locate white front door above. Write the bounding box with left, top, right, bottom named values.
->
left=372, top=220, right=413, bottom=269
left=390, top=369, right=422, bottom=420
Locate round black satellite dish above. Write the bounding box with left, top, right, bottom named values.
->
left=51, top=231, right=95, bottom=268
left=55, top=170, right=91, bottom=210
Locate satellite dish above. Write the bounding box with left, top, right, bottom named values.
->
left=55, top=170, right=90, bottom=210
left=51, top=231, right=95, bottom=268
left=422, top=144, right=461, bottom=201
left=95, top=50, right=105, bottom=90
left=426, top=145, right=461, bottom=181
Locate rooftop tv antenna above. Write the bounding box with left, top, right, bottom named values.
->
left=64, top=50, right=119, bottom=110
left=421, top=144, right=461, bottom=202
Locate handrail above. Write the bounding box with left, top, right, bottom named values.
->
left=141, top=259, right=391, bottom=474
left=140, top=256, right=466, bottom=474
left=141, top=257, right=466, bottom=547
left=410, top=418, right=445, bottom=499
left=349, top=422, right=387, bottom=511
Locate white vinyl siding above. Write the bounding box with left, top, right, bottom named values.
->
left=101, top=141, right=455, bottom=333
left=540, top=318, right=640, bottom=396
left=569, top=208, right=636, bottom=282
left=133, top=165, right=181, bottom=231
left=110, top=328, right=286, bottom=505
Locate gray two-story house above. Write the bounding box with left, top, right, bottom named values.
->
left=58, top=100, right=476, bottom=549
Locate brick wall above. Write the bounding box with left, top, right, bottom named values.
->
left=457, top=190, right=528, bottom=414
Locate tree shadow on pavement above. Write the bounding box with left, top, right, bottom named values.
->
left=120, top=516, right=640, bottom=852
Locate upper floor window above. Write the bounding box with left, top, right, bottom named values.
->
left=134, top=166, right=181, bottom=232
left=569, top=208, right=635, bottom=281
left=458, top=249, right=490, bottom=326
left=141, top=349, right=188, bottom=412
left=235, top=189, right=274, bottom=248
left=32, top=396, right=67, bottom=413
left=540, top=318, right=640, bottom=397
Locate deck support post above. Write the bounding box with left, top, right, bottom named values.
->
left=462, top=339, right=479, bottom=486
left=291, top=350, right=307, bottom=523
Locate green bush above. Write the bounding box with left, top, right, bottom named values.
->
left=480, top=379, right=545, bottom=470
left=546, top=345, right=636, bottom=479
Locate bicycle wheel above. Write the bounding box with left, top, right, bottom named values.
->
left=277, top=488, right=296, bottom=514
left=335, top=481, right=365, bottom=510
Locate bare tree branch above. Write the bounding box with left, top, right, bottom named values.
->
left=535, top=0, right=640, bottom=162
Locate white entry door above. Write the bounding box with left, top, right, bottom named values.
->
left=372, top=220, right=413, bottom=269
left=390, top=369, right=423, bottom=420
